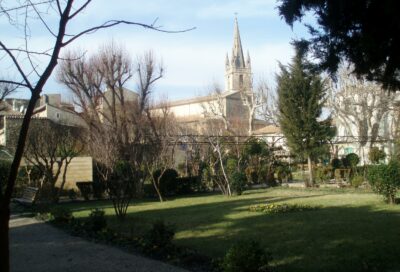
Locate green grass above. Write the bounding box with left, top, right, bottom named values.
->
left=64, top=188, right=400, bottom=272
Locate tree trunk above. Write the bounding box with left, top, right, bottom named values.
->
left=307, top=155, right=313, bottom=187
left=0, top=206, right=10, bottom=272
left=153, top=177, right=164, bottom=202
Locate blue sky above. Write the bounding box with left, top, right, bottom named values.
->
left=1, top=0, right=312, bottom=101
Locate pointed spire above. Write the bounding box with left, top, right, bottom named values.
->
left=246, top=50, right=251, bottom=68
left=225, top=53, right=230, bottom=67
left=232, top=17, right=245, bottom=69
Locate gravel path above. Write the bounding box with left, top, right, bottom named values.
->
left=10, top=216, right=189, bottom=272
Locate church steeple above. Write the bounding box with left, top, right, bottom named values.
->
left=231, top=17, right=245, bottom=69
left=225, top=17, right=252, bottom=92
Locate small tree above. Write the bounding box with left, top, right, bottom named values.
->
left=24, top=122, right=82, bottom=203
left=277, top=50, right=335, bottom=186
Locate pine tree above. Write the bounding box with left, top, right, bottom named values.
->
left=277, top=51, right=335, bottom=186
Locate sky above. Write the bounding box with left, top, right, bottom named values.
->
left=1, top=0, right=313, bottom=102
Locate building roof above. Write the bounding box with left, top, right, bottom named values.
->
left=154, top=90, right=241, bottom=108
left=253, top=125, right=281, bottom=135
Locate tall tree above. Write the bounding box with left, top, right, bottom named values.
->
left=0, top=1, right=192, bottom=270
left=277, top=51, right=335, bottom=186
left=277, top=0, right=400, bottom=90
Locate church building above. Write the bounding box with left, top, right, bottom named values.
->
left=159, top=18, right=266, bottom=134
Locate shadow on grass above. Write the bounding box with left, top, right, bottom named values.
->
left=115, top=198, right=400, bottom=272
left=49, top=189, right=400, bottom=272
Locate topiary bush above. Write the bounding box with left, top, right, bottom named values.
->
left=367, top=160, right=400, bottom=204
left=230, top=171, right=246, bottom=195
left=346, top=153, right=360, bottom=168
left=221, top=240, right=272, bottom=272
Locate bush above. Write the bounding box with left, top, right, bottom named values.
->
left=369, top=147, right=386, bottom=164
left=275, top=163, right=292, bottom=183
left=367, top=160, right=400, bottom=204
left=226, top=158, right=238, bottom=176
left=76, top=182, right=93, bottom=200
left=50, top=206, right=73, bottom=224
left=68, top=189, right=77, bottom=200
left=221, top=240, right=271, bottom=272
left=245, top=166, right=258, bottom=184
left=313, top=165, right=332, bottom=183
left=331, top=158, right=342, bottom=169
left=86, top=208, right=107, bottom=232
left=346, top=153, right=360, bottom=168
left=142, top=220, right=175, bottom=257
left=153, top=168, right=179, bottom=196
left=176, top=176, right=201, bottom=195
left=350, top=175, right=364, bottom=188
left=230, top=171, right=246, bottom=195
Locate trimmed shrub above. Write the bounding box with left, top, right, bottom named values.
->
left=230, top=171, right=246, bottom=195
left=86, top=208, right=107, bottom=232
left=367, top=160, right=400, bottom=204
left=331, top=158, right=342, bottom=169
left=346, top=153, right=360, bottom=168
left=221, top=240, right=271, bottom=272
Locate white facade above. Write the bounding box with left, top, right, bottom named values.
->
left=331, top=83, right=400, bottom=164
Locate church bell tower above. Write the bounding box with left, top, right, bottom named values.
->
left=225, top=18, right=252, bottom=93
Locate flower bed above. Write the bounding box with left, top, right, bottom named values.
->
left=249, top=203, right=320, bottom=214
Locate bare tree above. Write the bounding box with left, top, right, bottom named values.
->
left=328, top=67, right=396, bottom=163
left=0, top=1, right=192, bottom=269
left=255, top=79, right=279, bottom=126
left=24, top=122, right=82, bottom=203
left=145, top=108, right=178, bottom=202
left=59, top=45, right=167, bottom=214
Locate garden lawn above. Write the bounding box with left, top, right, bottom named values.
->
left=64, top=187, right=400, bottom=272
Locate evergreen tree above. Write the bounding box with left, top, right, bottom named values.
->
left=277, top=51, right=335, bottom=186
